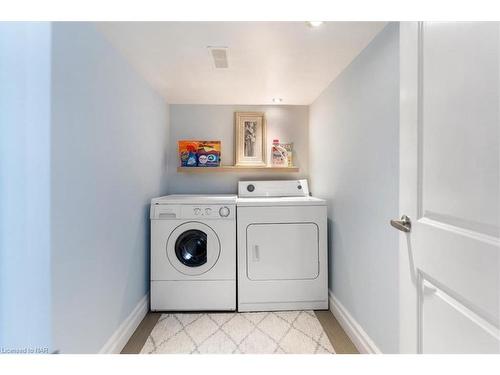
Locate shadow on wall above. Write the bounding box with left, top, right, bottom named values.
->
left=328, top=217, right=353, bottom=299
left=327, top=217, right=334, bottom=292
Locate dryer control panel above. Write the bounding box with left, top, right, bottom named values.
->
left=238, top=179, right=310, bottom=198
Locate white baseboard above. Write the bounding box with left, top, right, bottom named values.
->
left=329, top=290, right=382, bottom=354
left=99, top=293, right=149, bottom=354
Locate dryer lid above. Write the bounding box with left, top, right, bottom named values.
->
left=236, top=196, right=326, bottom=207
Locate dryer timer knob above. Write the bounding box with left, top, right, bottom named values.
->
left=219, top=206, right=230, bottom=217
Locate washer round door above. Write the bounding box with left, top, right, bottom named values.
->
left=167, top=221, right=221, bottom=276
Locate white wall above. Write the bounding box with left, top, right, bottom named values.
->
left=168, top=105, right=308, bottom=194
left=50, top=23, right=169, bottom=353
left=0, top=22, right=52, bottom=352
left=309, top=23, right=400, bottom=353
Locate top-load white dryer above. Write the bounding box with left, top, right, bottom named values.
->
left=236, top=180, right=328, bottom=312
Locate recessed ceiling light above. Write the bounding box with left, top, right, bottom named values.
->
left=272, top=98, right=283, bottom=103
left=307, top=21, right=324, bottom=28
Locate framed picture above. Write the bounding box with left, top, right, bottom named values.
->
left=234, top=112, right=267, bottom=166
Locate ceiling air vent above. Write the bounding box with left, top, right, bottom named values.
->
left=208, top=46, right=229, bottom=69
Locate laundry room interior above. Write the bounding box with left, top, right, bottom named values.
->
left=1, top=17, right=498, bottom=359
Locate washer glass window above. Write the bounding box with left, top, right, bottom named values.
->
left=175, top=229, right=207, bottom=267
left=167, top=221, right=220, bottom=276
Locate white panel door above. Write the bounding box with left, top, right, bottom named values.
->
left=246, top=223, right=319, bottom=280
left=399, top=22, right=500, bottom=353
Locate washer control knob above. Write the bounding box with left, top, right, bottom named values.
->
left=219, top=206, right=230, bottom=217
left=205, top=208, right=212, bottom=215
left=193, top=208, right=201, bottom=215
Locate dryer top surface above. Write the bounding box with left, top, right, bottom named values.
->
left=236, top=196, right=326, bottom=207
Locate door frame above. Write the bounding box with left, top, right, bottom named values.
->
left=399, top=21, right=421, bottom=353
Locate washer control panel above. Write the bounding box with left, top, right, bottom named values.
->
left=181, top=205, right=234, bottom=220
left=151, top=204, right=235, bottom=220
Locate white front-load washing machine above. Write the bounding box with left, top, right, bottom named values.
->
left=150, top=194, right=237, bottom=311
left=236, top=180, right=328, bottom=312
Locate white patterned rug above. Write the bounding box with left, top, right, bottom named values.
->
left=140, top=310, right=335, bottom=354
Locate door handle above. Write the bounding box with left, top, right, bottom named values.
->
left=390, top=215, right=412, bottom=233
left=252, top=245, right=260, bottom=262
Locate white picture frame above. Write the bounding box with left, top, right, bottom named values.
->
left=234, top=112, right=267, bottom=166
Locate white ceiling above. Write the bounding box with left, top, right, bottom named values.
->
left=96, top=22, right=387, bottom=105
